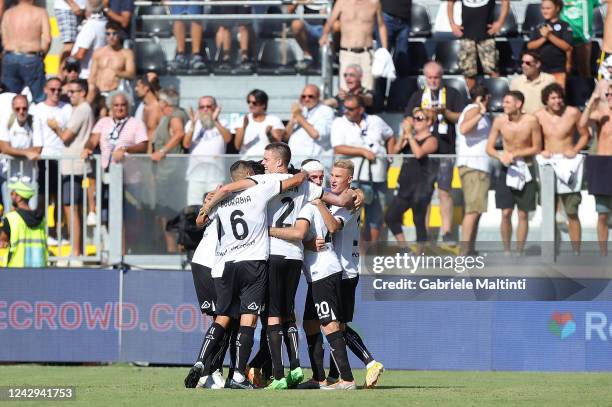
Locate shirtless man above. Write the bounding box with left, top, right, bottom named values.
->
left=87, top=21, right=135, bottom=105
left=534, top=83, right=590, bottom=254
left=1, top=0, right=51, bottom=103
left=319, top=0, right=388, bottom=91
left=580, top=81, right=612, bottom=256
left=134, top=75, right=162, bottom=152
left=487, top=91, right=542, bottom=255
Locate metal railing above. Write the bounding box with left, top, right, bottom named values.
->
left=1, top=155, right=103, bottom=265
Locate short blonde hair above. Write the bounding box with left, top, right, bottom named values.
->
left=333, top=159, right=354, bottom=176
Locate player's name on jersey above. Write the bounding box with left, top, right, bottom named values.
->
left=215, top=239, right=257, bottom=257
left=218, top=195, right=252, bottom=208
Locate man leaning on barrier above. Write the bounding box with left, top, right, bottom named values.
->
left=0, top=179, right=47, bottom=267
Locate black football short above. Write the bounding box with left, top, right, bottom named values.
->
left=303, top=272, right=343, bottom=326
left=266, top=255, right=302, bottom=319
left=214, top=260, right=267, bottom=317
left=191, top=263, right=217, bottom=317
left=340, top=276, right=359, bottom=323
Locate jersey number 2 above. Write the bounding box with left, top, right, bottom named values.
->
left=275, top=197, right=295, bottom=228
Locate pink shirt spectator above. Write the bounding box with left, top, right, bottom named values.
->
left=92, top=116, right=148, bottom=169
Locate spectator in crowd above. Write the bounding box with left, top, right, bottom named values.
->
left=510, top=50, right=556, bottom=114
left=32, top=77, right=72, bottom=235
left=324, top=64, right=374, bottom=114
left=331, top=95, right=395, bottom=242
left=448, top=0, right=509, bottom=91
left=1, top=0, right=51, bottom=103
left=456, top=85, right=493, bottom=256
left=289, top=2, right=339, bottom=72
left=87, top=21, right=136, bottom=107
left=234, top=89, right=285, bottom=156
left=487, top=91, right=542, bottom=256
left=169, top=3, right=205, bottom=71
left=54, top=0, right=86, bottom=65
left=133, top=74, right=162, bottom=151
left=103, top=0, right=133, bottom=37
left=378, top=0, right=411, bottom=70
left=406, top=61, right=465, bottom=243
left=70, top=0, right=107, bottom=80
left=151, top=88, right=188, bottom=253
left=0, top=179, right=47, bottom=267
left=535, top=83, right=590, bottom=255
left=527, top=0, right=573, bottom=88
left=385, top=107, right=438, bottom=251
left=61, top=59, right=81, bottom=103
left=213, top=4, right=252, bottom=71
left=183, top=96, right=231, bottom=206
left=83, top=91, right=148, bottom=171
left=580, top=81, right=612, bottom=256
left=0, top=95, right=42, bottom=211
left=560, top=0, right=599, bottom=77
left=49, top=79, right=94, bottom=266
left=320, top=0, right=388, bottom=91
left=285, top=84, right=335, bottom=165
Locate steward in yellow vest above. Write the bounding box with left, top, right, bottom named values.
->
left=0, top=180, right=47, bottom=267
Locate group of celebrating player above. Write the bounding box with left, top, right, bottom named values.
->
left=183, top=142, right=384, bottom=390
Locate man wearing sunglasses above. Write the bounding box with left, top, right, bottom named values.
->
left=286, top=85, right=335, bottom=166
left=0, top=95, right=42, bottom=212
left=510, top=50, right=556, bottom=114
left=183, top=96, right=231, bottom=206
left=69, top=0, right=107, bottom=81
left=324, top=64, right=374, bottom=115
left=87, top=21, right=135, bottom=108
left=581, top=81, right=612, bottom=256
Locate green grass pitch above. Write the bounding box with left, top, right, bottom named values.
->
left=1, top=364, right=611, bottom=406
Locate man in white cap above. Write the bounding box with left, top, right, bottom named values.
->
left=0, top=179, right=47, bottom=267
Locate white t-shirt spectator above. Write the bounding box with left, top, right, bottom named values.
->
left=54, top=0, right=86, bottom=10
left=71, top=13, right=107, bottom=79
left=455, top=103, right=492, bottom=173
left=330, top=114, right=393, bottom=183
left=184, top=118, right=228, bottom=183
left=0, top=92, right=17, bottom=126
left=240, top=113, right=284, bottom=157
left=287, top=103, right=335, bottom=159
left=31, top=101, right=72, bottom=157
left=0, top=115, right=43, bottom=179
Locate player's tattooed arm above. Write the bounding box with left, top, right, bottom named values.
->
left=352, top=188, right=365, bottom=210
left=321, top=188, right=357, bottom=210
left=303, top=237, right=326, bottom=252
left=312, top=199, right=342, bottom=233
left=268, top=219, right=310, bottom=241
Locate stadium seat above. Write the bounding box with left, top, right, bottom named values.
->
left=565, top=76, right=595, bottom=107
left=387, top=76, right=419, bottom=112
left=394, top=41, right=430, bottom=76
left=494, top=4, right=518, bottom=38
left=593, top=7, right=604, bottom=38
left=134, top=41, right=167, bottom=74
left=259, top=6, right=286, bottom=39
left=410, top=4, right=432, bottom=37
left=497, top=40, right=518, bottom=75
left=442, top=77, right=469, bottom=101
left=257, top=39, right=297, bottom=75
left=136, top=5, right=173, bottom=38
left=434, top=40, right=462, bottom=75
left=478, top=77, right=509, bottom=113
left=521, top=3, right=544, bottom=35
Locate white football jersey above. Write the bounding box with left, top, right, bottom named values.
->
left=251, top=173, right=324, bottom=260
left=209, top=178, right=281, bottom=266
left=298, top=203, right=342, bottom=283
left=191, top=217, right=219, bottom=272
left=331, top=205, right=360, bottom=279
